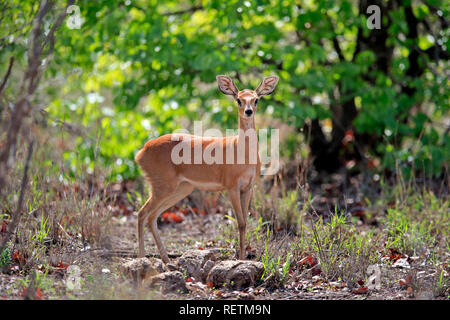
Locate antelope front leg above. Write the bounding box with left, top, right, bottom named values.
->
left=149, top=218, right=170, bottom=263
left=228, top=188, right=247, bottom=260
left=137, top=197, right=154, bottom=258
left=240, top=188, right=252, bottom=220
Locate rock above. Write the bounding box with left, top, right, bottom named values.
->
left=393, top=258, right=410, bottom=269
left=166, top=263, right=179, bottom=271
left=202, top=260, right=215, bottom=277
left=177, top=249, right=231, bottom=281
left=119, top=257, right=165, bottom=283
left=238, top=292, right=256, bottom=300
left=148, top=271, right=188, bottom=294
left=206, top=260, right=264, bottom=289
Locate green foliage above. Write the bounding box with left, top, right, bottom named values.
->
left=1, top=0, right=448, bottom=179
left=261, top=228, right=291, bottom=284
left=383, top=190, right=449, bottom=258
left=253, top=186, right=309, bottom=234
left=0, top=246, right=11, bottom=270
left=305, top=213, right=379, bottom=281
left=32, top=216, right=50, bottom=244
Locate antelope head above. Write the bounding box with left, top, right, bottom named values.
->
left=216, top=75, right=279, bottom=120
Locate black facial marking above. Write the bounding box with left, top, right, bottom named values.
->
left=254, top=98, right=258, bottom=106
left=236, top=98, right=242, bottom=107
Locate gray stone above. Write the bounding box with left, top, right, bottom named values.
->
left=119, top=257, right=164, bottom=283
left=206, top=260, right=264, bottom=289
left=176, top=249, right=225, bottom=281
left=202, top=260, right=215, bottom=278
left=148, top=271, right=188, bottom=294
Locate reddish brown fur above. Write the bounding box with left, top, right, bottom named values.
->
left=135, top=134, right=259, bottom=192
left=135, top=75, right=278, bottom=263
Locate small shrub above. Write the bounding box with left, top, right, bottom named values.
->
left=305, top=212, right=381, bottom=284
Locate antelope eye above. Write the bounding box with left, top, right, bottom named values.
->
left=236, top=98, right=242, bottom=107
left=254, top=99, right=258, bottom=106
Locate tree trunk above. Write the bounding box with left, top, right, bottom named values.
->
left=308, top=0, right=393, bottom=172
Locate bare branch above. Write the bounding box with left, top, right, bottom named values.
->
left=0, top=56, right=14, bottom=96
left=0, top=140, right=34, bottom=255
left=40, top=0, right=75, bottom=56
left=325, top=14, right=345, bottom=61
left=0, top=0, right=72, bottom=193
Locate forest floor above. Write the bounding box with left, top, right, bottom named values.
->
left=0, top=166, right=448, bottom=300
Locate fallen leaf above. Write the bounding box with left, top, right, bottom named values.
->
left=399, top=274, right=412, bottom=287
left=36, top=288, right=42, bottom=299
left=55, top=261, right=69, bottom=270
left=352, top=286, right=369, bottom=294
left=169, top=212, right=183, bottom=223
left=13, top=251, right=23, bottom=262
left=21, top=287, right=43, bottom=300
left=312, top=266, right=322, bottom=276
left=207, top=281, right=214, bottom=289
left=0, top=220, right=7, bottom=234
left=118, top=202, right=132, bottom=216
left=385, top=248, right=404, bottom=262
left=405, top=274, right=412, bottom=283
left=406, top=286, right=414, bottom=297
left=353, top=209, right=365, bottom=218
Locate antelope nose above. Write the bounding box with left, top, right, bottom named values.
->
left=245, top=109, right=253, bottom=116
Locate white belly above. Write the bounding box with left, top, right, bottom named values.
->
left=181, top=176, right=224, bottom=191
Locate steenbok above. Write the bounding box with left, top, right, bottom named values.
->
left=135, top=75, right=279, bottom=263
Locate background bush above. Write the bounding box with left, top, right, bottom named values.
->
left=0, top=0, right=448, bottom=180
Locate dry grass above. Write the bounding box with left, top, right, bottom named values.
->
left=0, top=134, right=448, bottom=300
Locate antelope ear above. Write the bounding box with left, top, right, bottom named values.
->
left=255, top=76, right=279, bottom=96
left=216, top=75, right=239, bottom=97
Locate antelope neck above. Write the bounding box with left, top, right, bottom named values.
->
left=238, top=116, right=256, bottom=134
left=237, top=116, right=258, bottom=154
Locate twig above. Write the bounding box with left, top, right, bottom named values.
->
left=187, top=204, right=199, bottom=218
left=0, top=56, right=14, bottom=95
left=39, top=0, right=75, bottom=59
left=57, top=222, right=73, bottom=239
left=0, top=140, right=34, bottom=254
left=324, top=14, right=344, bottom=62
left=0, top=0, right=71, bottom=192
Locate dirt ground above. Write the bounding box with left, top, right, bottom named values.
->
left=0, top=212, right=437, bottom=300
left=0, top=169, right=448, bottom=300
left=109, top=212, right=443, bottom=300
